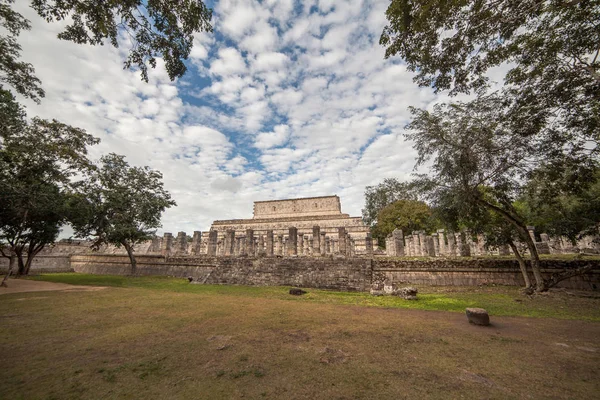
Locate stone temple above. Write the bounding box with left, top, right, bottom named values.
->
left=209, top=195, right=371, bottom=254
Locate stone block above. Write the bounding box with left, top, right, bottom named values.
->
left=465, top=308, right=490, bottom=326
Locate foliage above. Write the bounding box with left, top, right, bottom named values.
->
left=406, top=93, right=558, bottom=290
left=371, top=199, right=438, bottom=247
left=70, top=153, right=176, bottom=273
left=0, top=0, right=44, bottom=101
left=362, top=178, right=418, bottom=226
left=379, top=0, right=599, bottom=105
left=0, top=0, right=213, bottom=100
left=521, top=165, right=600, bottom=243
left=0, top=87, right=99, bottom=275
left=31, top=0, right=213, bottom=82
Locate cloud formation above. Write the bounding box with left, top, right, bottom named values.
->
left=15, top=0, right=443, bottom=235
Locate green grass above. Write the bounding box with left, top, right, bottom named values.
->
left=28, top=273, right=600, bottom=320
left=2, top=274, right=599, bottom=399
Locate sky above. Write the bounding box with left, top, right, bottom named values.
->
left=14, top=0, right=459, bottom=235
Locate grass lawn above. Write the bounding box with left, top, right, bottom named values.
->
left=1, top=274, right=599, bottom=399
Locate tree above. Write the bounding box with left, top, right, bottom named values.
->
left=372, top=199, right=438, bottom=247
left=521, top=164, right=600, bottom=245
left=71, top=153, right=176, bottom=274
left=362, top=178, right=418, bottom=226
left=380, top=1, right=599, bottom=142
left=0, top=87, right=99, bottom=275
left=0, top=0, right=44, bottom=101
left=0, top=0, right=213, bottom=100
left=406, top=93, right=594, bottom=292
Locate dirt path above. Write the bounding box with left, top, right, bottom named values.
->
left=0, top=279, right=106, bottom=295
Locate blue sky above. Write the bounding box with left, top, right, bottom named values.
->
left=14, top=0, right=463, bottom=235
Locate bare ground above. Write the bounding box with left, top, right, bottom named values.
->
left=0, top=278, right=106, bottom=294
left=0, top=281, right=598, bottom=399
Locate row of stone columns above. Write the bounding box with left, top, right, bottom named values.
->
left=154, top=226, right=366, bottom=257
left=385, top=228, right=557, bottom=257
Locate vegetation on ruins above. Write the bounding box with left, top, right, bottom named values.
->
left=362, top=178, right=418, bottom=227
left=0, top=88, right=99, bottom=276
left=380, top=1, right=599, bottom=292
left=521, top=166, right=600, bottom=243
left=0, top=0, right=213, bottom=101
left=405, top=93, right=597, bottom=292
left=370, top=199, right=439, bottom=248
left=70, top=153, right=176, bottom=275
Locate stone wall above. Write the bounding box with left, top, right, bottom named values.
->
left=0, top=255, right=73, bottom=273
left=372, top=259, right=600, bottom=291
left=253, top=195, right=343, bottom=219
left=71, top=254, right=372, bottom=291
left=64, top=254, right=600, bottom=291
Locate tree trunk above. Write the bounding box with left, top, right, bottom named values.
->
left=517, top=225, right=546, bottom=292
left=508, top=240, right=531, bottom=288
left=1, top=256, right=16, bottom=287
left=123, top=242, right=137, bottom=276
left=15, top=248, right=26, bottom=276
left=476, top=198, right=546, bottom=291
left=23, top=244, right=44, bottom=276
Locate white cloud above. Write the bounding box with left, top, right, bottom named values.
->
left=11, top=0, right=476, bottom=237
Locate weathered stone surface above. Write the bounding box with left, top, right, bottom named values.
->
left=289, top=288, right=307, bottom=295
left=393, top=286, right=418, bottom=300
left=466, top=308, right=490, bottom=326
left=211, top=196, right=371, bottom=253
left=370, top=289, right=385, bottom=296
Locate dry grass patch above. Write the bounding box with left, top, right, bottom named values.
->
left=0, top=276, right=599, bottom=399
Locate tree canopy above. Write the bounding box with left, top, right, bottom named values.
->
left=0, top=87, right=99, bottom=275
left=362, top=178, right=418, bottom=226
left=380, top=0, right=600, bottom=148
left=0, top=0, right=213, bottom=100
left=70, top=153, right=176, bottom=274
left=371, top=199, right=438, bottom=247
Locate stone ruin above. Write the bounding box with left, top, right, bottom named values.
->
left=384, top=226, right=600, bottom=257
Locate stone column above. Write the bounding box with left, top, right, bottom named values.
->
left=266, top=230, right=274, bottom=256
left=447, top=232, right=457, bottom=256
left=426, top=236, right=436, bottom=257
left=288, top=227, right=298, bottom=256
left=298, top=233, right=304, bottom=255
left=338, top=227, right=346, bottom=255
left=258, top=235, right=265, bottom=256
left=418, top=232, right=428, bottom=256
left=331, top=239, right=337, bottom=254
left=224, top=230, right=235, bottom=256
left=458, top=231, right=471, bottom=256
left=465, top=231, right=477, bottom=256
left=320, top=232, right=326, bottom=256
left=527, top=226, right=536, bottom=242
left=161, top=232, right=173, bottom=256
left=365, top=233, right=374, bottom=258
left=175, top=232, right=187, bottom=254
left=151, top=236, right=161, bottom=253
left=207, top=230, right=218, bottom=256
left=245, top=229, right=254, bottom=256
left=437, top=229, right=446, bottom=256
left=277, top=234, right=283, bottom=256
left=432, top=233, right=440, bottom=257
left=477, top=234, right=486, bottom=256
left=312, top=226, right=321, bottom=255
left=498, top=244, right=510, bottom=256
left=392, top=229, right=405, bottom=256
left=191, top=231, right=202, bottom=255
